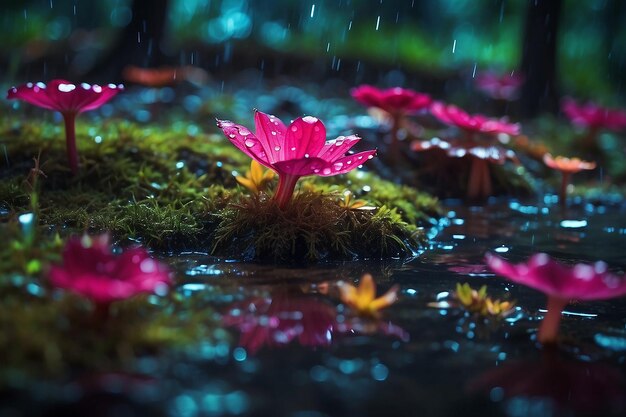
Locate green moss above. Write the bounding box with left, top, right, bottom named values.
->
left=0, top=113, right=441, bottom=259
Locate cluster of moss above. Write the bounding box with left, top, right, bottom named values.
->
left=0, top=111, right=440, bottom=260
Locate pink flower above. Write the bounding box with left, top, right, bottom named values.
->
left=543, top=154, right=596, bottom=205
left=351, top=85, right=431, bottom=159
left=7, top=80, right=123, bottom=174
left=350, top=85, right=432, bottom=116
left=49, top=234, right=171, bottom=307
left=217, top=110, right=376, bottom=208
left=430, top=101, right=520, bottom=136
left=485, top=252, right=626, bottom=344
left=562, top=97, right=626, bottom=131
left=474, top=71, right=524, bottom=101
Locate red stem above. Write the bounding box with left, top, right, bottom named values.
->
left=273, top=174, right=299, bottom=209
left=467, top=157, right=492, bottom=200
left=559, top=172, right=571, bottom=207
left=537, top=296, right=568, bottom=345
left=390, top=113, right=402, bottom=161
left=63, top=113, right=79, bottom=175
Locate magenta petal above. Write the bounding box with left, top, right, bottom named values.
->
left=217, top=119, right=271, bottom=166
left=318, top=150, right=377, bottom=176
left=7, top=80, right=122, bottom=114
left=316, top=135, right=361, bottom=161
left=254, top=110, right=287, bottom=164
left=284, top=116, right=327, bottom=159
left=272, top=156, right=327, bottom=176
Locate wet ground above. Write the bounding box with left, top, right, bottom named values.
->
left=2, top=194, right=625, bottom=417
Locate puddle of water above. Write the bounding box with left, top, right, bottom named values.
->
left=3, top=196, right=626, bottom=417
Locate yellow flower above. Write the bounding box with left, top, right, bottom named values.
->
left=339, top=274, right=399, bottom=317
left=454, top=282, right=515, bottom=318
left=337, top=190, right=376, bottom=210
left=235, top=160, right=275, bottom=194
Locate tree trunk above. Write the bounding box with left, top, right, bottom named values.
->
left=519, top=0, right=562, bottom=117
left=87, top=0, right=170, bottom=82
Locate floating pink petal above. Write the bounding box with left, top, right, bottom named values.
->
left=217, top=110, right=376, bottom=208
left=49, top=234, right=171, bottom=305
left=430, top=102, right=520, bottom=136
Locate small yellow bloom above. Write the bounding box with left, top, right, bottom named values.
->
left=339, top=274, right=399, bottom=317
left=454, top=282, right=514, bottom=318
left=337, top=190, right=375, bottom=210
left=235, top=160, right=275, bottom=194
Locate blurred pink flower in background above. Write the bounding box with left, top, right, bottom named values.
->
left=474, top=71, right=524, bottom=101
left=430, top=102, right=520, bottom=136
left=351, top=85, right=432, bottom=116
left=49, top=234, right=171, bottom=308
left=7, top=80, right=123, bottom=174
left=562, top=97, right=626, bottom=131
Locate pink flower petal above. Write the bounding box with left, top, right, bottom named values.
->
left=485, top=252, right=626, bottom=301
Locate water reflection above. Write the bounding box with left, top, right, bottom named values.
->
left=222, top=286, right=408, bottom=353
left=468, top=351, right=626, bottom=416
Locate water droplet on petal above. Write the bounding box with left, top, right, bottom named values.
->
left=334, top=162, right=343, bottom=170
left=304, top=153, right=310, bottom=158
left=291, top=126, right=298, bottom=132
left=274, top=146, right=281, bottom=151
left=58, top=83, right=76, bottom=92
left=290, top=147, right=296, bottom=151
left=228, top=134, right=236, bottom=139
left=322, top=167, right=332, bottom=175
left=245, top=139, right=255, bottom=148
left=271, top=131, right=277, bottom=135
left=302, top=116, right=318, bottom=124
left=367, top=155, right=374, bottom=159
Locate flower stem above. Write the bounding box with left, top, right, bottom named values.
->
left=273, top=174, right=299, bottom=209
left=467, top=157, right=492, bottom=200
left=559, top=172, right=571, bottom=207
left=63, top=113, right=78, bottom=175
left=537, top=296, right=568, bottom=345
left=389, top=114, right=402, bottom=162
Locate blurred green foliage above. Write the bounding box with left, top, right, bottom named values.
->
left=0, top=0, right=624, bottom=103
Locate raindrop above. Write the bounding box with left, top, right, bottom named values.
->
left=244, top=139, right=255, bottom=148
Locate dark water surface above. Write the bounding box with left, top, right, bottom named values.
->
left=3, top=196, right=626, bottom=417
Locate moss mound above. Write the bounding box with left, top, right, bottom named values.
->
left=213, top=191, right=425, bottom=262
left=0, top=112, right=441, bottom=260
